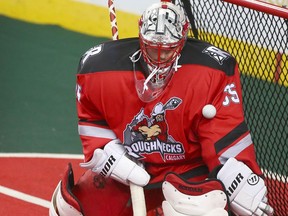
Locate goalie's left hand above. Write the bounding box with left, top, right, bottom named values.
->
left=217, top=158, right=274, bottom=216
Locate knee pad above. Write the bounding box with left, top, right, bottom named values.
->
left=49, top=163, right=83, bottom=216
left=162, top=172, right=230, bottom=216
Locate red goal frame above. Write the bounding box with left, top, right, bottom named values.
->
left=223, top=0, right=288, bottom=18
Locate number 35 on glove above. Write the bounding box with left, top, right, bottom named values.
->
left=217, top=158, right=274, bottom=216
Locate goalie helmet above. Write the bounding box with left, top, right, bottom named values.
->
left=135, top=1, right=189, bottom=102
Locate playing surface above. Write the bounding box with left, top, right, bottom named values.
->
left=0, top=15, right=107, bottom=215
left=0, top=14, right=287, bottom=215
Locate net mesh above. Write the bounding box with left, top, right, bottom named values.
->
left=175, top=0, right=288, bottom=215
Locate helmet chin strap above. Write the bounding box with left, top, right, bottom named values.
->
left=130, top=49, right=181, bottom=95
left=143, top=54, right=181, bottom=93
left=129, top=49, right=142, bottom=63
left=142, top=66, right=160, bottom=93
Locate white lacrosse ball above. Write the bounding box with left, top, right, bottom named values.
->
left=202, top=104, right=216, bottom=119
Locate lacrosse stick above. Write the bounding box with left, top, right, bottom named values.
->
left=108, top=0, right=119, bottom=40
left=129, top=161, right=147, bottom=216
left=107, top=1, right=146, bottom=215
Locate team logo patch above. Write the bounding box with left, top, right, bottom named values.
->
left=93, top=175, right=106, bottom=189
left=202, top=46, right=230, bottom=65
left=123, top=97, right=185, bottom=162
left=81, top=44, right=104, bottom=65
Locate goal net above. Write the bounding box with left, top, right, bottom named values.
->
left=174, top=0, right=287, bottom=214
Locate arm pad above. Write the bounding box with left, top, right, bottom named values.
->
left=80, top=139, right=150, bottom=186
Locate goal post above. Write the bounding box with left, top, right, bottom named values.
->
left=175, top=0, right=287, bottom=214
left=224, top=0, right=288, bottom=19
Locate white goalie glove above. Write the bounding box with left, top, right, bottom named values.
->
left=80, top=139, right=150, bottom=186
left=217, top=158, right=274, bottom=216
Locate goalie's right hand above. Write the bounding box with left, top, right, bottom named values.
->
left=80, top=139, right=150, bottom=186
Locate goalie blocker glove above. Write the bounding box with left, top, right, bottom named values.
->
left=80, top=139, right=150, bottom=186
left=216, top=158, right=274, bottom=216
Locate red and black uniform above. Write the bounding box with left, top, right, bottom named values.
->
left=73, top=37, right=261, bottom=215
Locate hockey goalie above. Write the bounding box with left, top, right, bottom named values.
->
left=49, top=1, right=274, bottom=215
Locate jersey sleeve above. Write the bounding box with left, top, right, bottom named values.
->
left=76, top=45, right=118, bottom=162
left=75, top=39, right=139, bottom=161
left=76, top=73, right=117, bottom=162
left=197, top=63, right=262, bottom=175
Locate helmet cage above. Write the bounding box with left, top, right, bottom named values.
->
left=134, top=1, right=189, bottom=102
left=139, top=35, right=186, bottom=70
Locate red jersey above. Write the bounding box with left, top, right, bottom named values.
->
left=76, top=38, right=261, bottom=187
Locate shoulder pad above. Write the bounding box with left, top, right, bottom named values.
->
left=180, top=38, right=236, bottom=76
left=78, top=38, right=139, bottom=74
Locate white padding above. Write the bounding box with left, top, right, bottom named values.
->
left=111, top=153, right=150, bottom=186
left=49, top=182, right=60, bottom=216
left=163, top=201, right=228, bottom=216
left=49, top=181, right=83, bottom=216
left=80, top=140, right=150, bottom=186
left=162, top=181, right=228, bottom=216
left=217, top=158, right=273, bottom=216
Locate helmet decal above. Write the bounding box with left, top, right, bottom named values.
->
left=142, top=6, right=183, bottom=42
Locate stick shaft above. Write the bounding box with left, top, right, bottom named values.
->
left=108, top=0, right=119, bottom=40
left=107, top=1, right=146, bottom=214
left=130, top=183, right=147, bottom=216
